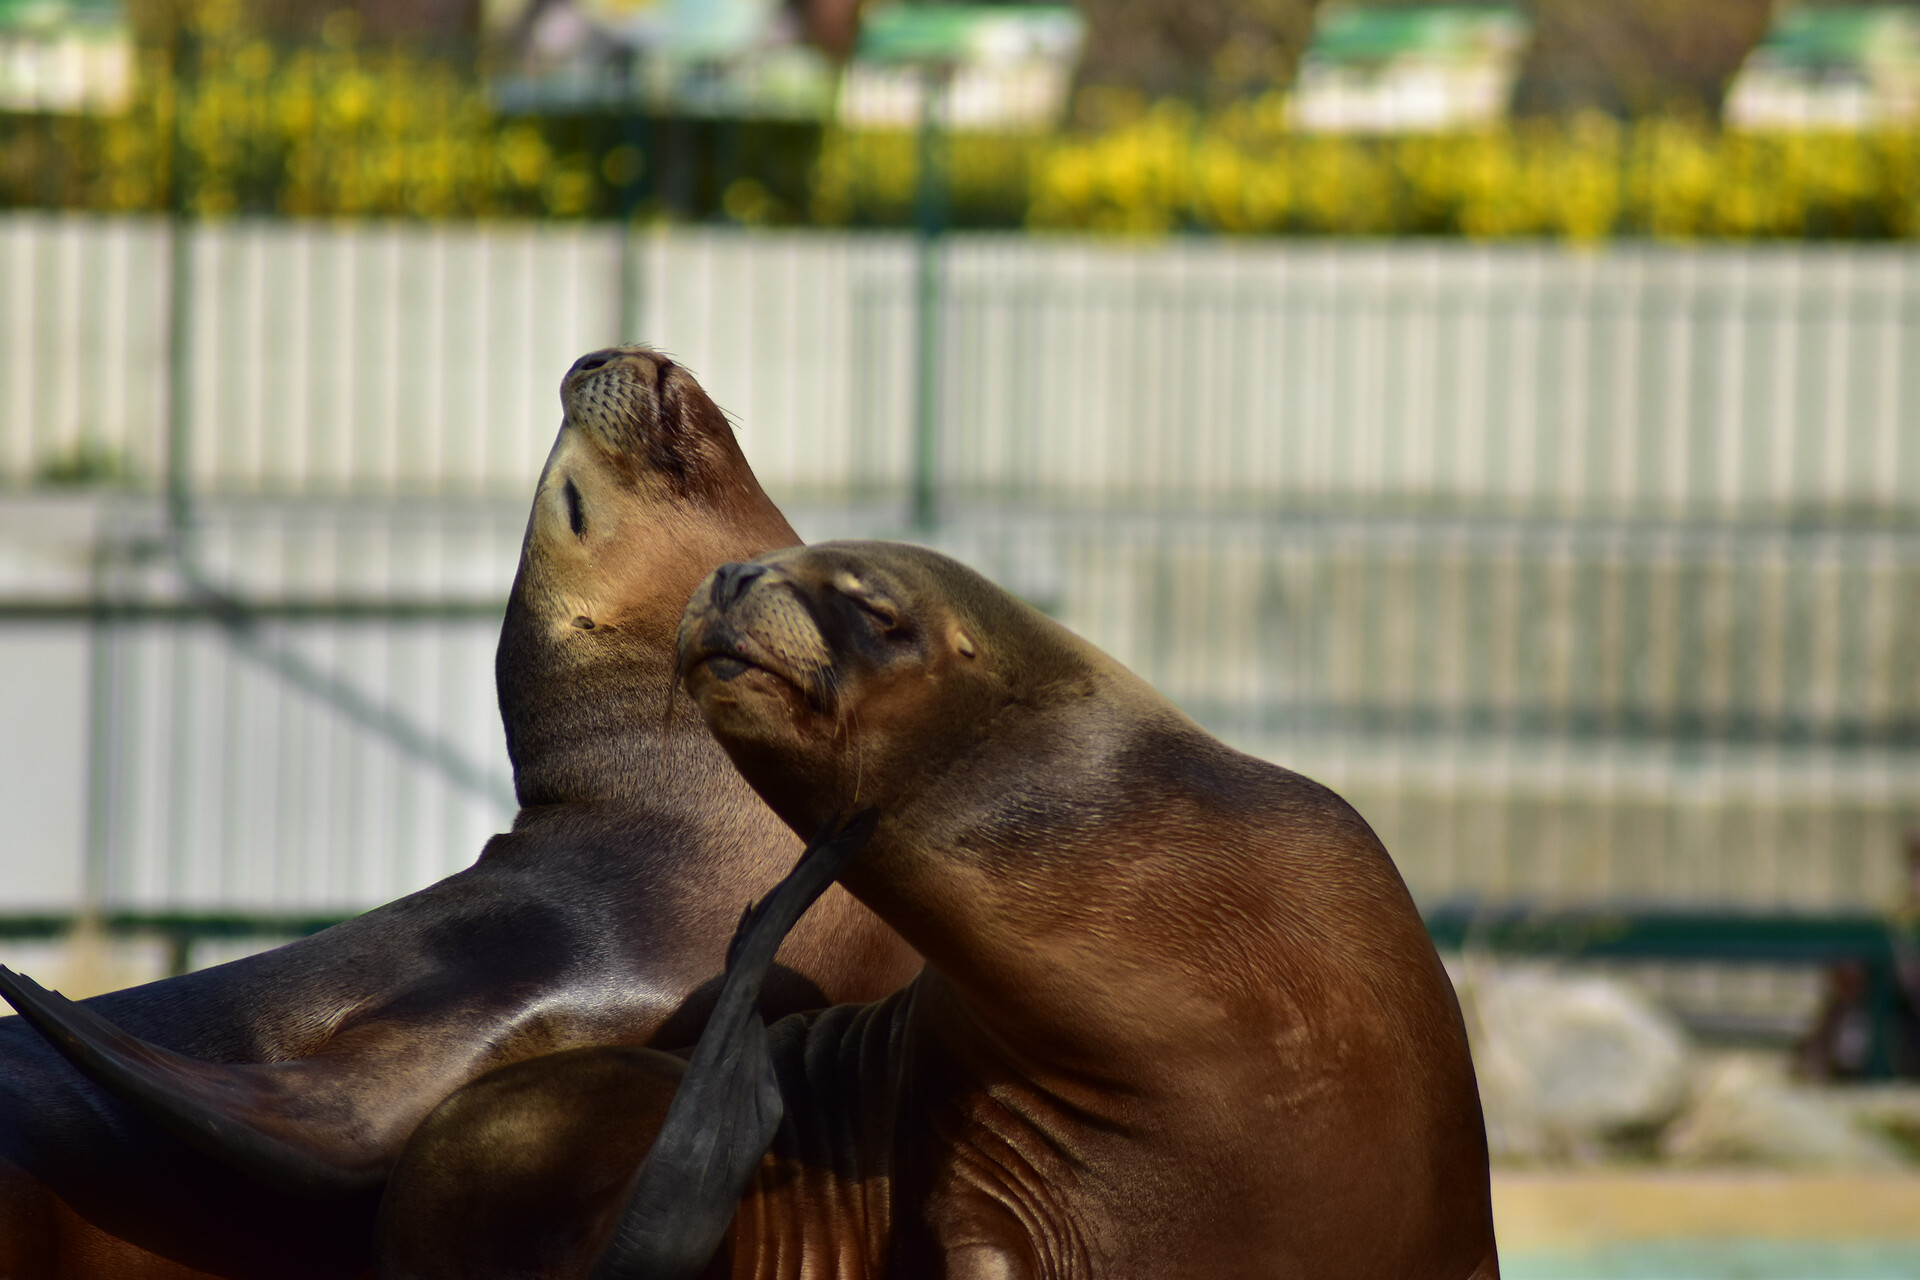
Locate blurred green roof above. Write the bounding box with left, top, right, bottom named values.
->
left=1306, top=5, right=1527, bottom=64
left=1752, top=6, right=1920, bottom=69
left=855, top=4, right=1083, bottom=65
left=0, top=0, right=121, bottom=33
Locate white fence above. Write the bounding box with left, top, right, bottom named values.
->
left=1, top=215, right=1917, bottom=919
left=6, top=217, right=1920, bottom=516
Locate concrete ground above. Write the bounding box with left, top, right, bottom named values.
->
left=1496, top=1171, right=1920, bottom=1279
left=1495, top=1170, right=1920, bottom=1248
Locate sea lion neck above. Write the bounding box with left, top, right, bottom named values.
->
left=498, top=344, right=801, bottom=807
left=497, top=552, right=792, bottom=808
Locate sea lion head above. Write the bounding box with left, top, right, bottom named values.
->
left=500, top=346, right=798, bottom=805
left=677, top=541, right=1119, bottom=843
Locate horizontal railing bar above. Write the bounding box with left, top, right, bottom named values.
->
left=0, top=914, right=350, bottom=941
left=1422, top=903, right=1914, bottom=964
left=0, top=600, right=508, bottom=622
left=1193, top=701, right=1920, bottom=753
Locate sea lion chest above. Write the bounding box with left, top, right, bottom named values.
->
left=721, top=825, right=1494, bottom=1280
left=726, top=983, right=1107, bottom=1280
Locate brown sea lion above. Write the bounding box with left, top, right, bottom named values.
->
left=375, top=540, right=1497, bottom=1280
left=0, top=355, right=919, bottom=1280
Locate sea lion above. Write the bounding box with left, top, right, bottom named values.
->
left=0, top=354, right=919, bottom=1280
left=375, top=540, right=1498, bottom=1280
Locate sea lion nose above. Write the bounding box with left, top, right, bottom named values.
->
left=712, top=562, right=768, bottom=609
left=568, top=349, right=618, bottom=378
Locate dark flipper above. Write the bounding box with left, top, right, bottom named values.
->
left=0, top=967, right=388, bottom=1197
left=590, top=809, right=879, bottom=1280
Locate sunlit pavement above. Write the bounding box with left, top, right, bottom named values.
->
left=1495, top=1172, right=1920, bottom=1279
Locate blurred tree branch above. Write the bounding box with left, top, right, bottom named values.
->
left=1069, top=0, right=1779, bottom=121
left=1073, top=0, right=1321, bottom=105
left=1512, top=0, right=1774, bottom=119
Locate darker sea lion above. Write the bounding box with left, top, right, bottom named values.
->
left=375, top=540, right=1497, bottom=1280
left=0, top=355, right=919, bottom=1280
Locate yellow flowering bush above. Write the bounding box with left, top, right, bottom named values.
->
left=0, top=1, right=568, bottom=216
left=1019, top=97, right=1920, bottom=239
left=811, top=125, right=1040, bottom=227
left=811, top=103, right=1920, bottom=239
left=9, top=8, right=1920, bottom=240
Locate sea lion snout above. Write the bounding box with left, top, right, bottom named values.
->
left=679, top=558, right=841, bottom=707
left=679, top=545, right=1034, bottom=837
left=566, top=349, right=616, bottom=376
left=556, top=345, right=717, bottom=475
left=710, top=561, right=769, bottom=609
left=562, top=344, right=671, bottom=390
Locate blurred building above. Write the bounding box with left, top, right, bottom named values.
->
left=1285, top=3, right=1527, bottom=131
left=1724, top=4, right=1920, bottom=130
left=482, top=0, right=1084, bottom=127
left=484, top=0, right=838, bottom=117
left=839, top=4, right=1085, bottom=130
left=0, top=0, right=131, bottom=112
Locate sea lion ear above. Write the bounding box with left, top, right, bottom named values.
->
left=590, top=810, right=879, bottom=1280
left=953, top=628, right=977, bottom=659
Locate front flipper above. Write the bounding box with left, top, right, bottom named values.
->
left=0, top=968, right=390, bottom=1197
left=590, top=809, right=879, bottom=1280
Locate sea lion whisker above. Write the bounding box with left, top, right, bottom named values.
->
left=820, top=663, right=844, bottom=725
left=818, top=665, right=866, bottom=803
left=661, top=663, right=687, bottom=733
left=848, top=699, right=865, bottom=805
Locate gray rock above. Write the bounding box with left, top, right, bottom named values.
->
left=1453, top=962, right=1691, bottom=1161
left=1663, top=1053, right=1909, bottom=1170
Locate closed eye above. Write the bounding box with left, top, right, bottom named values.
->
left=853, top=597, right=909, bottom=637
left=563, top=478, right=586, bottom=537
left=832, top=572, right=907, bottom=636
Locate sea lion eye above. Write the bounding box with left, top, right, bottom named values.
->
left=832, top=571, right=905, bottom=635
left=856, top=598, right=901, bottom=632
left=563, top=478, right=587, bottom=537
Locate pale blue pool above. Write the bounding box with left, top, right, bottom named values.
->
left=1505, top=1241, right=1920, bottom=1280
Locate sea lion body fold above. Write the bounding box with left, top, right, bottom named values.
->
left=0, top=354, right=917, bottom=1279
left=378, top=541, right=1497, bottom=1280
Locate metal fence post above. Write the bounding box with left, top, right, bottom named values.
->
left=164, top=21, right=195, bottom=544
left=80, top=517, right=120, bottom=926
left=909, top=64, right=950, bottom=534
left=618, top=222, right=644, bottom=345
